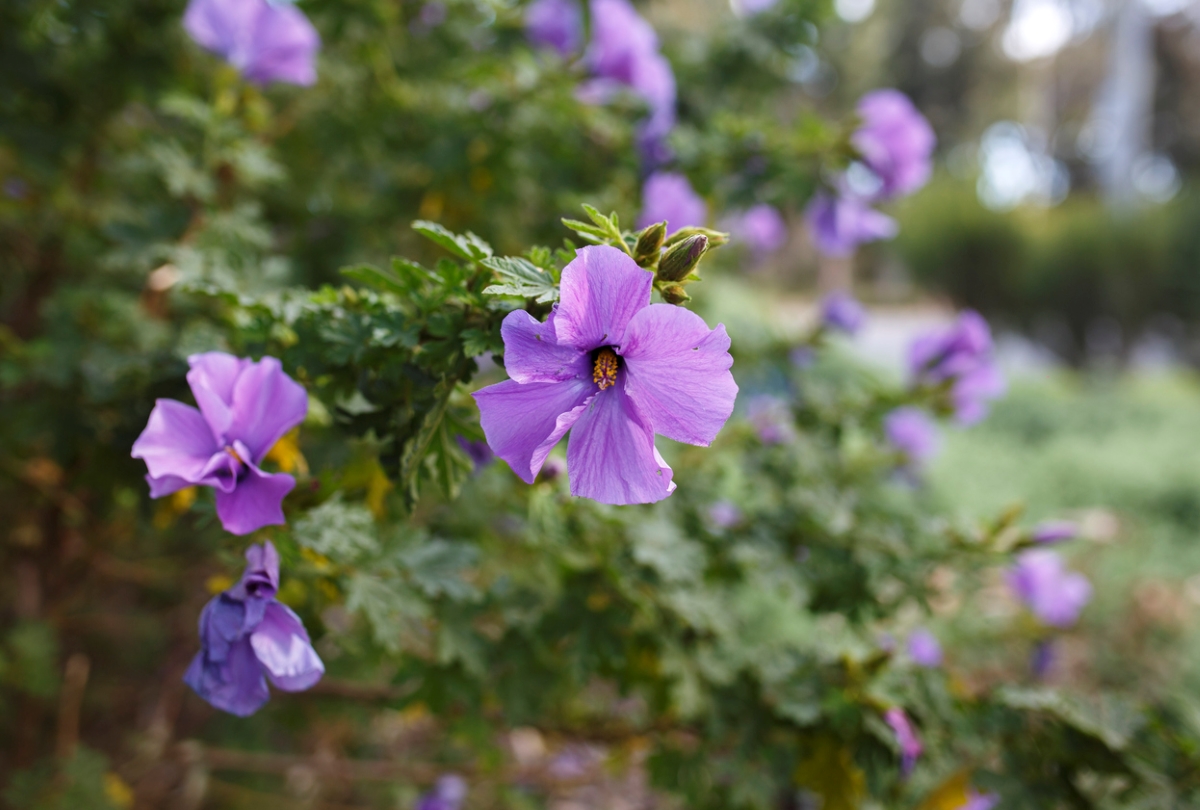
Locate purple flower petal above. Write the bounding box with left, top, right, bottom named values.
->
left=884, top=407, right=940, bottom=467
left=184, top=596, right=271, bottom=717
left=553, top=246, right=654, bottom=353
left=952, top=361, right=1006, bottom=425
left=499, top=310, right=590, bottom=384
left=214, top=463, right=296, bottom=535
left=884, top=708, right=922, bottom=775
left=187, top=352, right=247, bottom=440
left=250, top=601, right=324, bottom=691
left=1008, top=549, right=1092, bottom=628
left=620, top=304, right=737, bottom=446
left=820, top=291, right=866, bottom=334
left=853, top=90, right=936, bottom=200
left=907, top=628, right=943, bottom=668
left=229, top=541, right=281, bottom=601
left=473, top=379, right=594, bottom=484
left=131, top=399, right=221, bottom=484
left=184, top=0, right=319, bottom=87
left=146, top=473, right=196, bottom=498
left=805, top=192, right=897, bottom=257
left=588, top=0, right=660, bottom=84
left=567, top=385, right=675, bottom=504
left=731, top=204, right=787, bottom=255
left=225, top=355, right=309, bottom=463
left=637, top=172, right=706, bottom=231
left=1032, top=520, right=1078, bottom=544
left=525, top=0, right=583, bottom=55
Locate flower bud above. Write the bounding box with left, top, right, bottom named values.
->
left=633, top=221, right=667, bottom=267
left=663, top=226, right=729, bottom=249
left=660, top=284, right=691, bottom=305
left=656, top=234, right=708, bottom=283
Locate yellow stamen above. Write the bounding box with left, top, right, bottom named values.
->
left=225, top=446, right=245, bottom=464
left=592, top=349, right=619, bottom=391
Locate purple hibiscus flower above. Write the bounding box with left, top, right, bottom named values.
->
left=1008, top=549, right=1092, bottom=628
left=820, top=291, right=866, bottom=334
left=183, top=0, right=320, bottom=86
left=909, top=311, right=1006, bottom=425
left=131, top=352, right=308, bottom=535
left=884, top=407, right=940, bottom=468
left=638, top=172, right=707, bottom=231
left=957, top=790, right=1000, bottom=810
left=1032, top=520, right=1078, bottom=544
left=907, top=628, right=943, bottom=668
left=525, top=0, right=583, bottom=56
left=416, top=775, right=467, bottom=810
left=184, top=541, right=324, bottom=716
left=731, top=203, right=788, bottom=255
left=473, top=246, right=737, bottom=505
left=804, top=191, right=898, bottom=257
left=852, top=90, right=936, bottom=200
left=884, top=707, right=922, bottom=775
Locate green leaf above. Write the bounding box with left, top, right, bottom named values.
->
left=411, top=220, right=493, bottom=261
left=560, top=218, right=609, bottom=244
left=293, top=495, right=379, bottom=562
left=481, top=256, right=559, bottom=302
left=340, top=263, right=409, bottom=295
left=345, top=573, right=430, bottom=654
left=399, top=538, right=479, bottom=601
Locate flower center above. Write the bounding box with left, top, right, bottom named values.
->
left=225, top=445, right=246, bottom=465
left=592, top=348, right=619, bottom=391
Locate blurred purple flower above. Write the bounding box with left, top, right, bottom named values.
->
left=789, top=346, right=815, bottom=369
left=132, top=352, right=308, bottom=535
left=183, top=0, right=320, bottom=86
left=731, top=203, right=787, bottom=255
left=473, top=246, right=736, bottom=505
left=416, top=775, right=467, bottom=810
left=1008, top=549, right=1092, bottom=628
left=708, top=500, right=742, bottom=529
left=733, top=0, right=780, bottom=15
left=909, top=311, right=1005, bottom=425
left=884, top=707, right=922, bottom=775
left=852, top=89, right=936, bottom=200
left=1032, top=520, right=1078, bottom=544
left=884, top=407, right=940, bottom=468
left=1032, top=639, right=1054, bottom=678
left=184, top=541, right=323, bottom=716
left=410, top=2, right=447, bottom=33
left=957, top=790, right=1000, bottom=810
left=525, top=0, right=583, bottom=55
left=907, top=628, right=943, bottom=668
left=638, top=171, right=707, bottom=231
left=457, top=435, right=495, bottom=473
left=820, top=291, right=865, bottom=334
left=804, top=191, right=898, bottom=257
left=746, top=395, right=795, bottom=445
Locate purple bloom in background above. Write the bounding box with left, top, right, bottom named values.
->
left=416, top=775, right=467, bottom=810
left=909, top=311, right=1006, bottom=425
left=884, top=708, right=922, bottom=775
left=184, top=541, right=324, bottom=716
left=184, top=0, right=320, bottom=86
left=473, top=246, right=737, bottom=505
left=884, top=407, right=940, bottom=468
left=525, top=0, right=583, bottom=55
left=907, top=628, right=943, bottom=668
left=957, top=790, right=1000, bottom=810
left=732, top=0, right=780, bottom=15
left=132, top=352, right=308, bottom=535
left=746, top=395, right=795, bottom=445
left=1032, top=520, right=1078, bottom=544
left=852, top=89, right=936, bottom=200
left=1008, top=549, right=1093, bottom=628
left=638, top=171, right=706, bottom=231
left=820, top=291, right=866, bottom=334
left=804, top=191, right=898, bottom=257
left=457, top=436, right=495, bottom=473
left=708, top=500, right=742, bottom=529
left=1032, top=639, right=1055, bottom=678
left=731, top=203, right=787, bottom=255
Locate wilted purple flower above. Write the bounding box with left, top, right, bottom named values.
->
left=457, top=436, right=495, bottom=473
left=525, top=0, right=583, bottom=55
left=957, top=790, right=1000, bottom=810
left=184, top=541, right=323, bottom=716
left=907, top=628, right=943, bottom=668
left=804, top=191, right=898, bottom=257
left=884, top=708, right=922, bottom=775
left=909, top=311, right=1005, bottom=425
left=746, top=395, right=795, bottom=445
left=1008, top=549, right=1092, bottom=628
left=473, top=246, right=737, bottom=505
left=183, top=0, right=320, bottom=86
left=638, top=172, right=706, bottom=231
left=416, top=775, right=467, bottom=810
left=852, top=90, right=936, bottom=200
left=708, top=500, right=742, bottom=529
left=731, top=204, right=787, bottom=255
left=820, top=291, right=865, bottom=334
left=884, top=407, right=940, bottom=468
left=132, top=352, right=308, bottom=535
left=1032, top=520, right=1078, bottom=544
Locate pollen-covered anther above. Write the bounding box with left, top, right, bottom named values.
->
left=592, top=349, right=619, bottom=391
